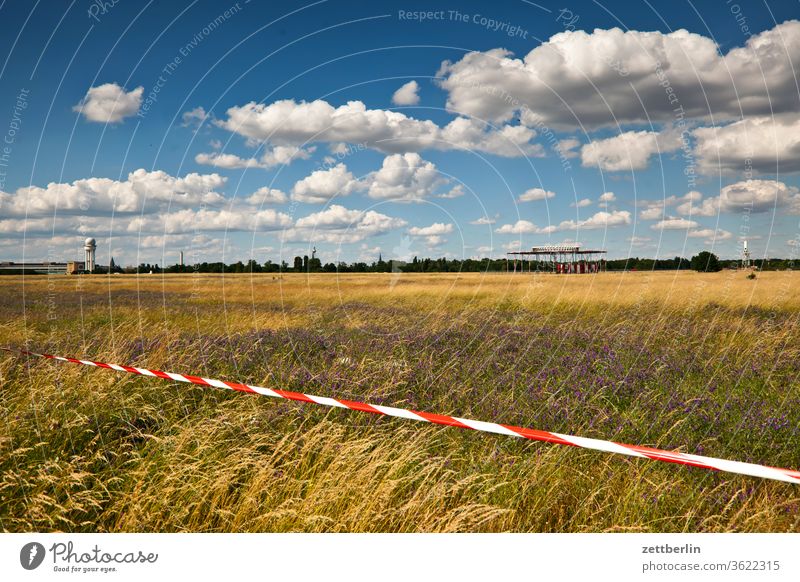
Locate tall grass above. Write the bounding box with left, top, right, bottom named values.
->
left=1, top=271, right=799, bottom=532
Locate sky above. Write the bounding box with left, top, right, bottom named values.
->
left=1, top=0, right=799, bottom=267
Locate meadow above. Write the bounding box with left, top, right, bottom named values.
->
left=1, top=270, right=799, bottom=532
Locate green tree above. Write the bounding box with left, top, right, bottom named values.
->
left=691, top=251, right=721, bottom=272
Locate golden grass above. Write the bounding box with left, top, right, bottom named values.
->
left=1, top=271, right=799, bottom=532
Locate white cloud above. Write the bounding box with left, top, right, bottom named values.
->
left=408, top=223, right=452, bottom=248
left=439, top=117, right=544, bottom=156
left=558, top=209, right=632, bottom=230
left=639, top=191, right=703, bottom=218
left=639, top=206, right=664, bottom=220
left=496, top=210, right=631, bottom=234
left=215, top=98, right=542, bottom=157
left=182, top=106, right=208, bottom=128
left=128, top=207, right=292, bottom=234
left=422, top=235, right=446, bottom=247
left=261, top=145, right=315, bottom=167
left=675, top=195, right=719, bottom=217
left=581, top=130, right=682, bottom=172
left=408, top=222, right=453, bottom=236
left=495, top=220, right=539, bottom=234
left=556, top=138, right=581, bottom=158
left=0, top=169, right=226, bottom=217
left=675, top=180, right=800, bottom=217
left=291, top=163, right=364, bottom=203
left=195, top=152, right=263, bottom=169
left=628, top=236, right=652, bottom=246
left=597, top=191, right=617, bottom=208
left=195, top=145, right=314, bottom=170
left=470, top=216, right=496, bottom=225
left=651, top=217, right=700, bottom=230
left=687, top=228, right=732, bottom=242
left=392, top=80, right=420, bottom=106
left=285, top=204, right=406, bottom=243
left=693, top=116, right=800, bottom=174
left=74, top=83, right=143, bottom=123
left=437, top=184, right=465, bottom=199
left=366, top=153, right=446, bottom=201
left=246, top=187, right=288, bottom=205
left=718, top=179, right=800, bottom=213
left=571, top=198, right=592, bottom=208
left=436, top=21, right=800, bottom=128
left=518, top=187, right=555, bottom=202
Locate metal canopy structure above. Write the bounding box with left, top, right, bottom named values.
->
left=506, top=244, right=607, bottom=274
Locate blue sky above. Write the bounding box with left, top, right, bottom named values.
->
left=1, top=0, right=799, bottom=266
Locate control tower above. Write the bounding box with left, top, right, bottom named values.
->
left=84, top=237, right=96, bottom=273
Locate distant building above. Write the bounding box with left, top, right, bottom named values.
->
left=506, top=244, right=607, bottom=274
left=84, top=238, right=97, bottom=273
left=1, top=237, right=100, bottom=275
left=67, top=261, right=85, bottom=275
left=0, top=261, right=68, bottom=274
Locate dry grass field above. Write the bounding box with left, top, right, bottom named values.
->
left=1, top=270, right=799, bottom=532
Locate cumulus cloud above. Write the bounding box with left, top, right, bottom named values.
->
left=0, top=169, right=226, bottom=217
left=496, top=210, right=631, bottom=235
left=495, top=220, right=540, bottom=234
left=495, top=220, right=539, bottom=234
left=284, top=204, right=406, bottom=243
left=246, top=187, right=288, bottom=205
left=581, top=130, right=683, bottom=171
left=651, top=217, right=700, bottom=230
left=628, top=236, right=652, bottom=246
left=639, top=206, right=665, bottom=220
left=556, top=138, right=581, bottom=158
left=597, top=191, right=617, bottom=208
left=639, top=191, right=702, bottom=219
left=195, top=145, right=314, bottom=169
left=128, top=207, right=292, bottom=234
left=366, top=153, right=447, bottom=201
left=439, top=117, right=544, bottom=156
left=409, top=222, right=453, bottom=236
left=409, top=222, right=453, bottom=247
left=470, top=216, right=496, bottom=225
left=693, top=116, right=800, bottom=174
left=182, top=106, right=208, bottom=128
left=392, top=80, right=420, bottom=106
left=195, top=152, right=263, bottom=169
left=518, top=187, right=555, bottom=202
left=73, top=83, right=143, bottom=123
left=558, top=210, right=631, bottom=231
left=436, top=21, right=800, bottom=128
left=675, top=195, right=719, bottom=217
left=571, top=198, right=592, bottom=208
left=687, top=228, right=732, bottom=242
left=675, top=180, right=800, bottom=217
left=437, top=184, right=465, bottom=199
left=215, top=98, right=542, bottom=157
left=718, top=179, right=800, bottom=213
left=291, top=163, right=364, bottom=203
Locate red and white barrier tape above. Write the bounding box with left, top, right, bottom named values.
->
left=5, top=347, right=800, bottom=484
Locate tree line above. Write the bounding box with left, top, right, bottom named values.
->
left=117, top=251, right=794, bottom=274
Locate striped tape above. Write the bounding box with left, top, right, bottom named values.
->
left=4, top=347, right=800, bottom=484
